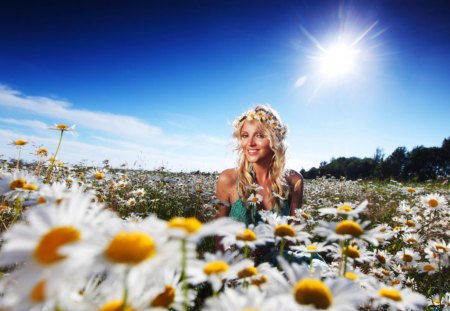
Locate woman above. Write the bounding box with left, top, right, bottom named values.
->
left=215, top=105, right=304, bottom=254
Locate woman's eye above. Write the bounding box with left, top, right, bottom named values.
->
left=256, top=134, right=265, bottom=138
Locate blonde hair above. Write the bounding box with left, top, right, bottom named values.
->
left=233, top=105, right=289, bottom=209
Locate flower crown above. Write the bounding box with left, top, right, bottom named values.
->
left=232, top=107, right=283, bottom=131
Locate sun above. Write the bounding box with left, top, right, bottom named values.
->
left=318, top=43, right=360, bottom=77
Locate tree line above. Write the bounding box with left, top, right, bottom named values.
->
left=300, top=137, right=450, bottom=181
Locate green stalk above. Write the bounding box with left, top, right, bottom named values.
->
left=343, top=239, right=350, bottom=276
left=309, top=252, right=314, bottom=273
left=45, top=130, right=64, bottom=184
left=244, top=244, right=249, bottom=258
left=181, top=239, right=189, bottom=311
left=279, top=238, right=287, bottom=257
left=121, top=270, right=129, bottom=311
left=16, top=146, right=22, bottom=170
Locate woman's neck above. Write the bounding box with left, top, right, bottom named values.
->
left=252, top=161, right=271, bottom=185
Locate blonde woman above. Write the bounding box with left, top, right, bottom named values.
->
left=215, top=105, right=304, bottom=251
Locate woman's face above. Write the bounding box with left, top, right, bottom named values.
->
left=240, top=121, right=274, bottom=164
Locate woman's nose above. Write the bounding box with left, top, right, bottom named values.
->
left=249, top=136, right=256, bottom=145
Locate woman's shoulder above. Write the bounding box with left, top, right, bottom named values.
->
left=217, top=168, right=238, bottom=186
left=284, top=169, right=304, bottom=187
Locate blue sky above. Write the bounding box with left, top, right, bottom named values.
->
left=1, top=0, right=449, bottom=172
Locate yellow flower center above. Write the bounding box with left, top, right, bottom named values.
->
left=405, top=220, right=416, bottom=227
left=382, top=269, right=390, bottom=276
left=237, top=266, right=258, bottom=278
left=335, top=220, right=363, bottom=237
left=274, top=224, right=296, bottom=237
left=104, top=232, right=156, bottom=264
left=345, top=272, right=358, bottom=281
left=168, top=217, right=203, bottom=234
left=236, top=229, right=257, bottom=242
left=406, top=238, right=417, bottom=243
left=301, top=212, right=310, bottom=219
left=378, top=288, right=403, bottom=301
left=407, top=187, right=415, bottom=193
left=14, top=139, right=28, bottom=146
left=294, top=278, right=333, bottom=309
left=23, top=184, right=38, bottom=191
left=435, top=244, right=449, bottom=252
left=379, top=227, right=387, bottom=232
left=151, top=285, right=176, bottom=308
left=427, top=198, right=439, bottom=208
left=10, top=178, right=26, bottom=190
left=30, top=280, right=46, bottom=302
left=94, top=172, right=105, bottom=180
left=402, top=254, right=413, bottom=262
left=391, top=279, right=401, bottom=286
left=337, top=205, right=353, bottom=212
left=306, top=245, right=318, bottom=251
left=136, top=191, right=143, bottom=196
left=376, top=254, right=386, bottom=264
left=99, top=300, right=134, bottom=311
left=250, top=196, right=259, bottom=203
left=0, top=205, right=9, bottom=212
left=203, top=260, right=229, bottom=275
left=36, top=148, right=48, bottom=156
left=34, top=226, right=81, bottom=265
left=55, top=124, right=70, bottom=130
left=344, top=246, right=360, bottom=258
left=251, top=275, right=268, bottom=287
left=37, top=196, right=47, bottom=204
left=423, top=264, right=435, bottom=271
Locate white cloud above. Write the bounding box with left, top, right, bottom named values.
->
left=295, top=76, right=308, bottom=88
left=0, top=85, right=239, bottom=171
left=0, top=85, right=161, bottom=140
left=0, top=118, right=48, bottom=130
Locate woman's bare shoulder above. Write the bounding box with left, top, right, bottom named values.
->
left=285, top=169, right=304, bottom=187
left=218, top=168, right=238, bottom=186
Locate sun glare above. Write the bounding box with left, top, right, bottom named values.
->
left=319, top=44, right=360, bottom=77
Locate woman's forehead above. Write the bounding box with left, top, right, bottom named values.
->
left=240, top=120, right=266, bottom=132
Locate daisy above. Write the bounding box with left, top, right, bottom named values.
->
left=10, top=139, right=29, bottom=146
left=416, top=262, right=438, bottom=275
left=203, top=286, right=280, bottom=311
left=245, top=183, right=263, bottom=191
left=315, top=219, right=379, bottom=246
left=0, top=190, right=110, bottom=293
left=0, top=170, right=42, bottom=200
left=187, top=251, right=254, bottom=292
left=394, top=248, right=420, bottom=267
left=277, top=258, right=367, bottom=310
left=259, top=213, right=311, bottom=245
left=319, top=200, right=368, bottom=219
left=167, top=216, right=242, bottom=244
left=247, top=193, right=263, bottom=206
left=220, top=223, right=272, bottom=251
left=49, top=124, right=76, bottom=131
left=369, top=284, right=427, bottom=311
left=421, top=193, right=447, bottom=210
left=73, top=214, right=179, bottom=278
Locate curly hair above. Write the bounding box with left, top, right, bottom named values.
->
left=233, top=105, right=289, bottom=210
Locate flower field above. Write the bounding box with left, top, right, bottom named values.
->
left=0, top=157, right=449, bottom=310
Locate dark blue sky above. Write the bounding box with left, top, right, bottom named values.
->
left=1, top=0, right=449, bottom=171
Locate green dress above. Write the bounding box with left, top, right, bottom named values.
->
left=229, top=197, right=291, bottom=227
left=229, top=197, right=324, bottom=266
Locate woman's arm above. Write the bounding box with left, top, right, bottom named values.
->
left=287, top=170, right=304, bottom=216
left=214, top=169, right=234, bottom=251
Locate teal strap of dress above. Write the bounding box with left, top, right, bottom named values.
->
left=229, top=198, right=290, bottom=227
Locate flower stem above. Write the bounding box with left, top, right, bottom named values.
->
left=45, top=130, right=64, bottom=184
left=279, top=238, right=286, bottom=257
left=181, top=239, right=189, bottom=311
left=16, top=146, right=23, bottom=170
left=343, top=239, right=350, bottom=276
left=121, top=270, right=129, bottom=311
